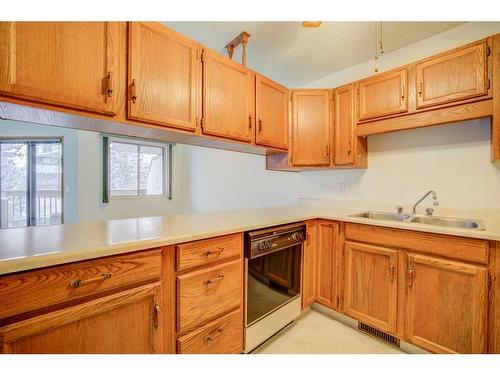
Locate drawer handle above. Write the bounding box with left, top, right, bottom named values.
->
left=69, top=272, right=112, bottom=288
left=202, top=247, right=224, bottom=257
left=153, top=302, right=160, bottom=332
left=203, top=274, right=224, bottom=286
left=204, top=327, right=224, bottom=343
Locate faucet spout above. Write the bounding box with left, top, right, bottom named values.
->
left=412, top=190, right=439, bottom=214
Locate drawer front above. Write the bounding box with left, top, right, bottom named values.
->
left=176, top=233, right=242, bottom=272
left=177, top=308, right=243, bottom=354
left=345, top=223, right=489, bottom=264
left=177, top=259, right=242, bottom=333
left=0, top=249, right=162, bottom=319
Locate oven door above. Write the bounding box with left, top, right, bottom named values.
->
left=245, top=244, right=301, bottom=327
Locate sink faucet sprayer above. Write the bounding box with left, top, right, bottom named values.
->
left=412, top=190, right=439, bottom=215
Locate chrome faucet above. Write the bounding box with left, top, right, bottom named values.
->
left=412, top=190, right=439, bottom=214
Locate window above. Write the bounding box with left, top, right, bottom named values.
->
left=0, top=139, right=63, bottom=229
left=103, top=137, right=171, bottom=201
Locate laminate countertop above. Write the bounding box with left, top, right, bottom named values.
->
left=1, top=200, right=500, bottom=276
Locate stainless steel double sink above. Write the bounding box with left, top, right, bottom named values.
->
left=349, top=211, right=486, bottom=230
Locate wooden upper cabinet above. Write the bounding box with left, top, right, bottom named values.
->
left=255, top=75, right=289, bottom=150
left=344, top=241, right=398, bottom=334
left=316, top=221, right=339, bottom=309
left=202, top=49, right=255, bottom=143
left=302, top=220, right=318, bottom=309
left=0, top=283, right=163, bottom=354
left=0, top=22, right=121, bottom=115
left=334, top=84, right=355, bottom=165
left=128, top=22, right=199, bottom=131
left=357, top=67, right=408, bottom=121
left=405, top=253, right=488, bottom=354
left=416, top=41, right=489, bottom=109
left=290, top=90, right=332, bottom=167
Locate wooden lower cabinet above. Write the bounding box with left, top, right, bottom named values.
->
left=344, top=241, right=398, bottom=334
left=302, top=220, right=318, bottom=308
left=405, top=253, right=488, bottom=353
left=0, top=283, right=163, bottom=354
left=316, top=221, right=339, bottom=309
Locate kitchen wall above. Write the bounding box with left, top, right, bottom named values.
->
left=183, top=21, right=500, bottom=212
left=0, top=120, right=189, bottom=223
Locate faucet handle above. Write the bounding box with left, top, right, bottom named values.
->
left=425, top=208, right=434, bottom=216
left=396, top=206, right=403, bottom=213
left=433, top=201, right=439, bottom=207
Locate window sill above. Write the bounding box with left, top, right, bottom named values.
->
left=109, top=195, right=171, bottom=201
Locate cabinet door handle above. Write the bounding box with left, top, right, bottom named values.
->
left=401, top=83, right=405, bottom=101
left=203, top=274, right=224, bottom=286
left=202, top=247, right=224, bottom=257
left=306, top=233, right=311, bottom=244
left=69, top=272, right=112, bottom=288
left=258, top=118, right=263, bottom=132
left=325, top=145, right=329, bottom=156
left=204, top=327, right=224, bottom=343
left=130, top=79, right=137, bottom=103
left=153, top=302, right=160, bottom=332
left=248, top=116, right=252, bottom=130
left=418, top=80, right=423, bottom=97
left=389, top=264, right=395, bottom=281
left=106, top=71, right=113, bottom=98
left=347, top=137, right=352, bottom=154
left=407, top=266, right=414, bottom=287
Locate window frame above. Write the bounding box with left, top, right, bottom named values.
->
left=0, top=137, right=64, bottom=228
left=102, top=135, right=173, bottom=202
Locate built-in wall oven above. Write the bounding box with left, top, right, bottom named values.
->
left=244, top=222, right=305, bottom=352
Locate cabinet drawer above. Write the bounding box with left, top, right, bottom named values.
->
left=0, top=249, right=162, bottom=319
left=176, top=233, right=242, bottom=272
left=177, top=308, right=243, bottom=354
left=177, top=259, right=242, bottom=333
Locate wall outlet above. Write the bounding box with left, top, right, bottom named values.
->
left=337, top=182, right=346, bottom=195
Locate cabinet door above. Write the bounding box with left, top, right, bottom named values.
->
left=202, top=49, right=254, bottom=142
left=302, top=220, right=318, bottom=309
left=0, top=283, right=163, bottom=354
left=357, top=68, right=408, bottom=121
left=344, top=241, right=398, bottom=334
left=334, top=84, right=355, bottom=165
left=128, top=22, right=199, bottom=131
left=255, top=75, right=289, bottom=150
left=291, top=90, right=332, bottom=167
left=416, top=41, right=488, bottom=109
left=316, top=221, right=339, bottom=309
left=405, top=253, right=487, bottom=353
left=0, top=22, right=120, bottom=115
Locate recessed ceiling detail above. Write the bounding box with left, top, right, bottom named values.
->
left=164, top=21, right=465, bottom=86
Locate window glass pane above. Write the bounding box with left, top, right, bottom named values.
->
left=0, top=143, right=28, bottom=228
left=139, top=145, right=163, bottom=195
left=110, top=141, right=139, bottom=196
left=35, top=142, right=62, bottom=226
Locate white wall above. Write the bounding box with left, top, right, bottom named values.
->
left=0, top=120, right=190, bottom=223
left=183, top=22, right=500, bottom=212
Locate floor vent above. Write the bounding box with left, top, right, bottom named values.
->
left=358, top=322, right=400, bottom=348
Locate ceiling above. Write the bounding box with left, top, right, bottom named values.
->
left=163, top=21, right=464, bottom=87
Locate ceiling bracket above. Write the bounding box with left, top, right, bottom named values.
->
left=225, top=31, right=251, bottom=66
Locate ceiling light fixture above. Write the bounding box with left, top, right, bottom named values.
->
left=302, top=21, right=322, bottom=28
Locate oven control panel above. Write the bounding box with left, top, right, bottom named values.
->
left=245, top=223, right=305, bottom=259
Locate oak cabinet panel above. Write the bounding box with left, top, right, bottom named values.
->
left=316, top=221, right=339, bottom=309
left=334, top=84, right=356, bottom=165
left=344, top=241, right=398, bottom=334
left=416, top=41, right=488, bottom=109
left=405, top=253, right=488, bottom=353
left=302, top=220, right=318, bottom=309
left=128, top=22, right=199, bottom=131
left=0, top=283, right=163, bottom=354
left=255, top=75, right=289, bottom=150
left=290, top=90, right=332, bottom=167
left=202, top=49, right=255, bottom=142
left=0, top=22, right=121, bottom=115
left=357, top=68, right=408, bottom=121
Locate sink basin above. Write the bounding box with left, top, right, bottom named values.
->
left=349, top=211, right=412, bottom=222
left=349, top=211, right=486, bottom=230
left=409, top=216, right=485, bottom=230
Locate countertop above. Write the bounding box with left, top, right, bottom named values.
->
left=2, top=200, right=500, bottom=276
